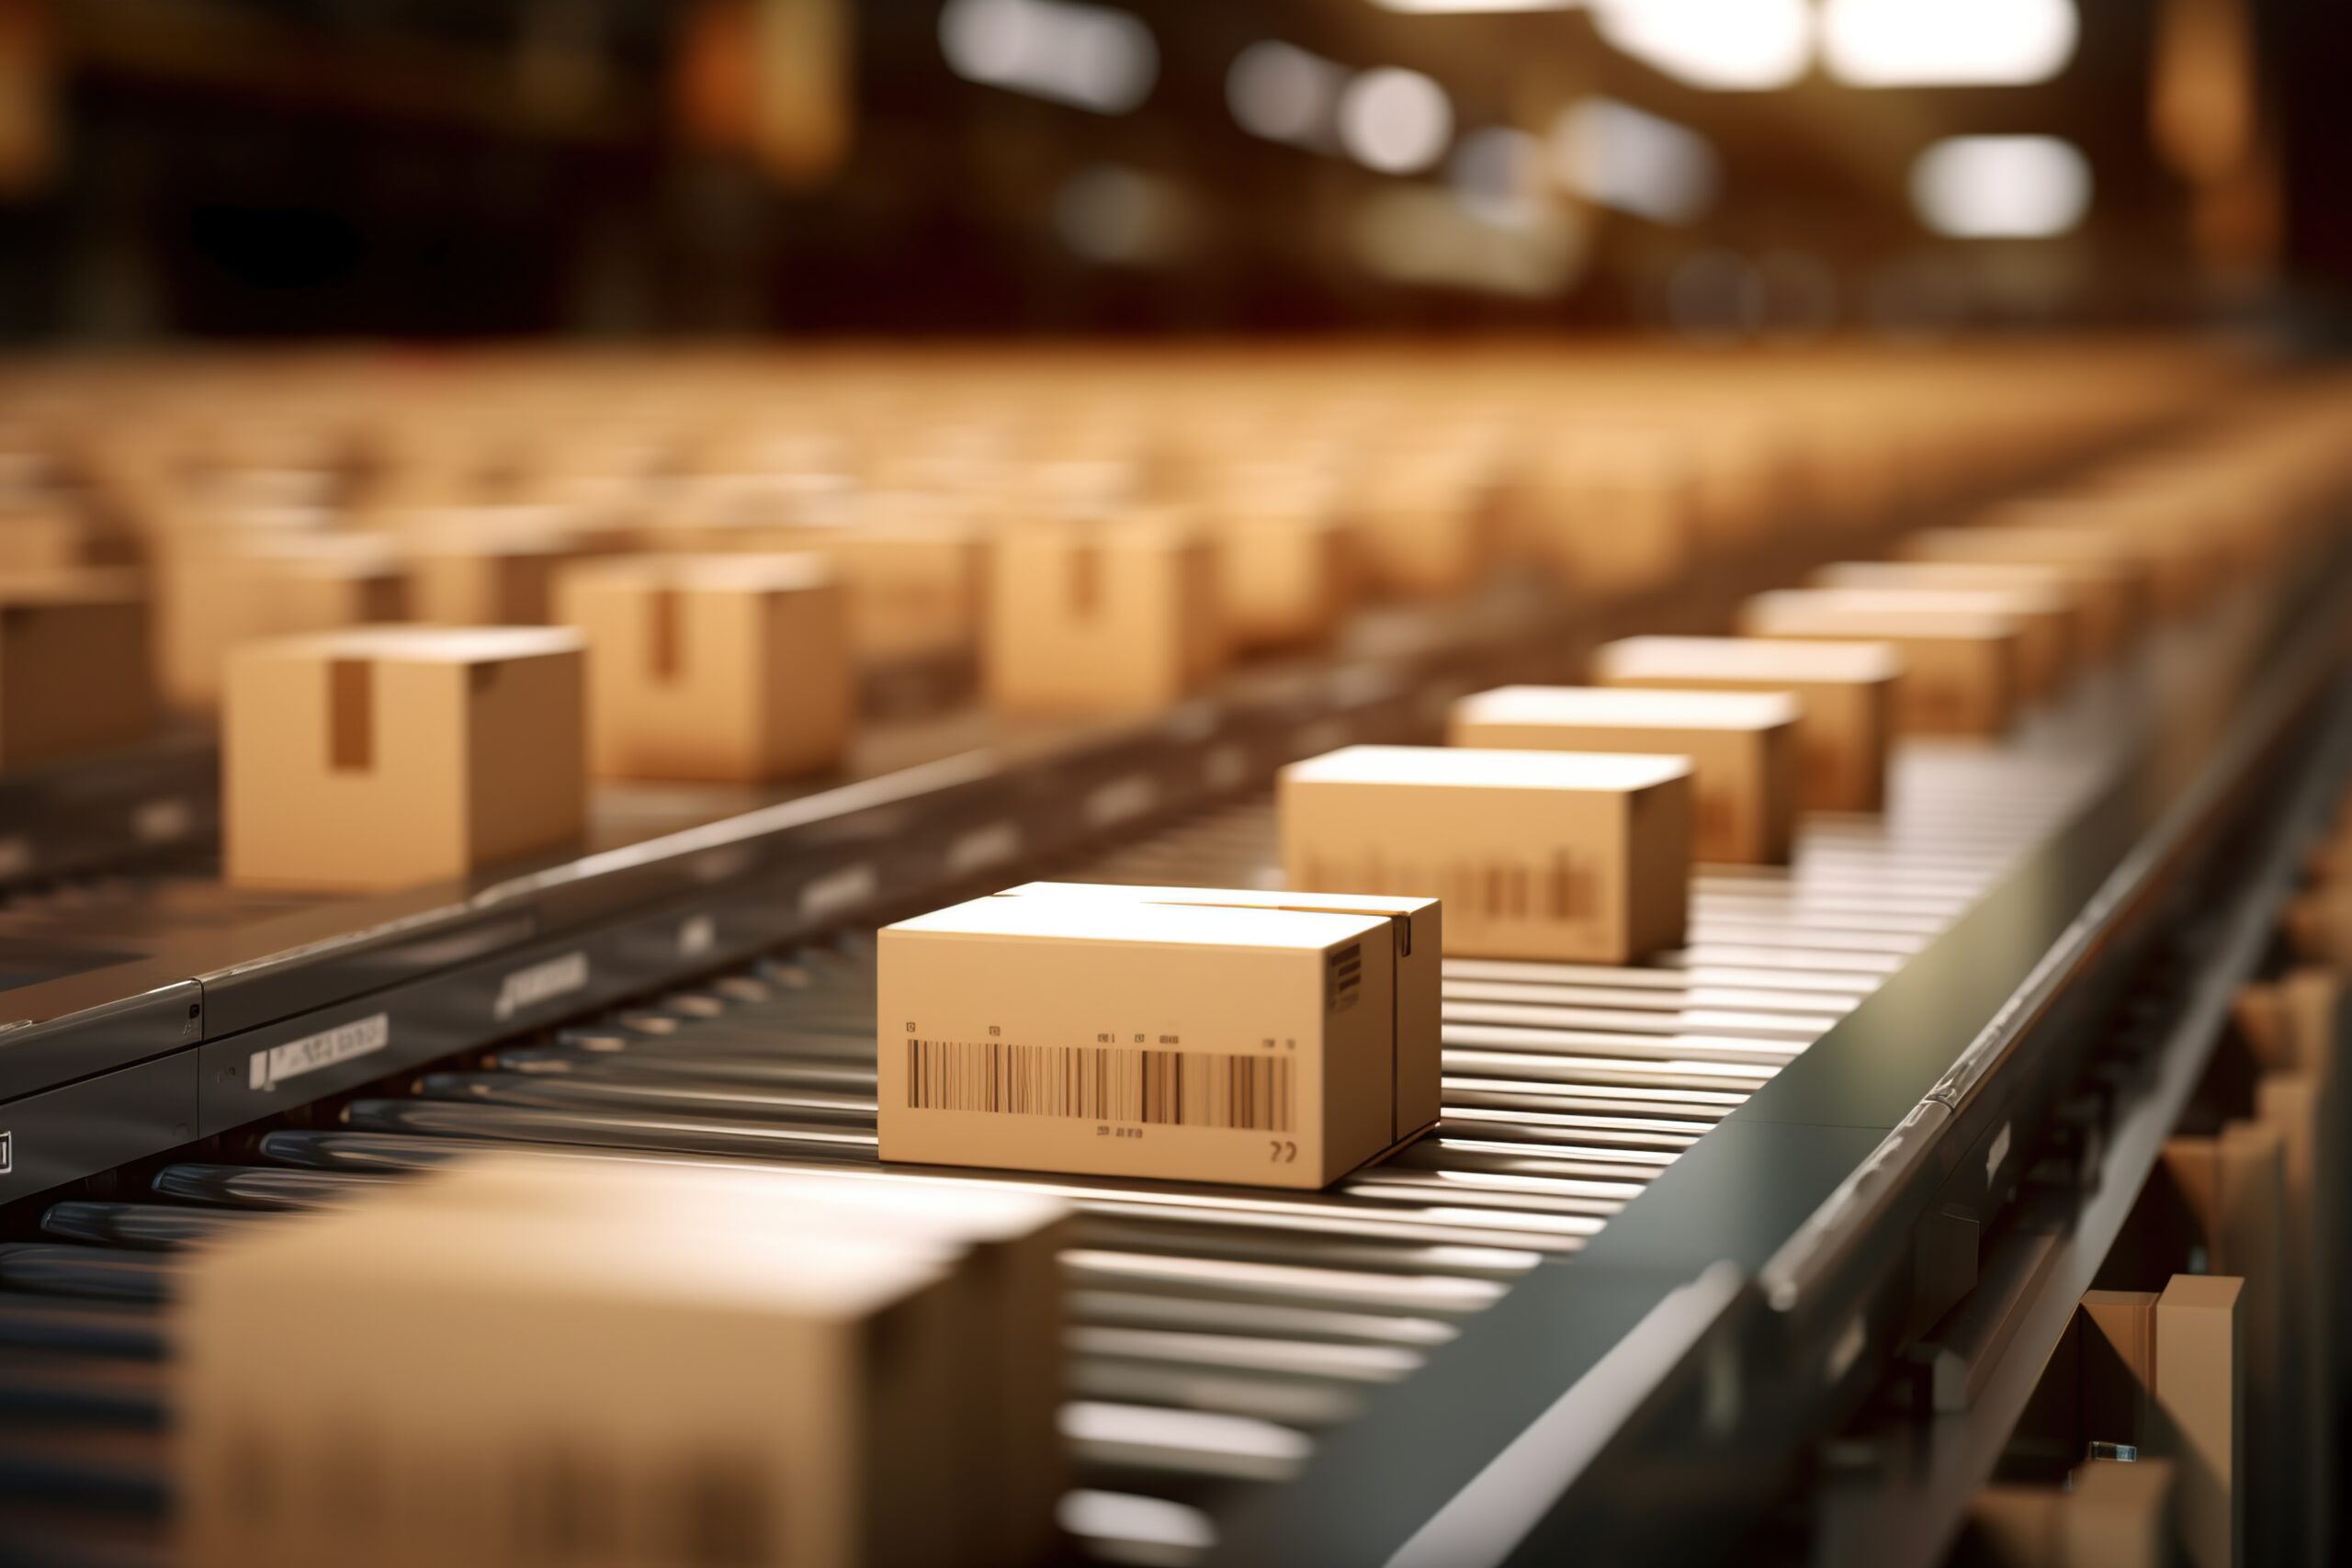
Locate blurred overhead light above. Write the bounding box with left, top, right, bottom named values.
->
left=1821, top=0, right=2076, bottom=87
left=1591, top=0, right=1811, bottom=91
left=939, top=0, right=1158, bottom=115
left=1337, top=68, right=1453, bottom=175
left=1227, top=40, right=1343, bottom=146
left=1910, top=135, right=2090, bottom=238
left=1550, top=98, right=1717, bottom=223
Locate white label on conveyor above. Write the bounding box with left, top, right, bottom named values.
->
left=1985, top=1121, right=2012, bottom=1186
left=1086, top=774, right=1158, bottom=828
left=677, top=914, right=717, bottom=959
left=492, top=952, right=590, bottom=1022
left=800, top=862, right=878, bottom=920
left=945, top=821, right=1022, bottom=875
left=249, top=1013, right=390, bottom=1091
left=133, top=798, right=194, bottom=843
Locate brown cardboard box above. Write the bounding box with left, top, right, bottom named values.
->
left=0, top=570, right=153, bottom=768
left=1900, top=525, right=2147, bottom=648
left=157, top=536, right=409, bottom=711
left=1589, top=635, right=1898, bottom=815
left=1210, top=504, right=1352, bottom=650
left=817, top=513, right=991, bottom=663
left=0, top=507, right=101, bottom=575
left=177, top=1168, right=972, bottom=1568
left=408, top=515, right=603, bottom=626
left=2061, top=1457, right=2177, bottom=1568
left=379, top=1156, right=1071, bottom=1568
left=558, top=554, right=852, bottom=783
left=992, top=882, right=1442, bottom=1142
left=983, top=513, right=1221, bottom=715
left=1278, top=744, right=1691, bottom=964
left=2165, top=1126, right=2288, bottom=1568
left=1804, top=567, right=2079, bottom=695
left=1449, top=685, right=1799, bottom=865
left=1348, top=448, right=1496, bottom=598
left=2077, top=1290, right=2160, bottom=1450
left=223, top=625, right=586, bottom=891
left=1812, top=558, right=2128, bottom=665
left=1737, top=588, right=2024, bottom=738
left=2155, top=1275, right=2242, bottom=1568
left=1520, top=429, right=1697, bottom=600
left=878, top=893, right=1415, bottom=1189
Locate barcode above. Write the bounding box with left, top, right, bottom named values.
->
left=906, top=1039, right=1293, bottom=1133
left=1295, top=853, right=1592, bottom=931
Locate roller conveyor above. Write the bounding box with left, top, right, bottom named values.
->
left=0, top=543, right=2345, bottom=1566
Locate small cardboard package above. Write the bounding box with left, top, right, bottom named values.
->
left=879, top=892, right=1428, bottom=1189
left=223, top=625, right=586, bottom=890
left=1589, top=635, right=1898, bottom=816
left=1450, top=684, right=1798, bottom=864
left=984, top=513, right=1221, bottom=714
left=558, top=554, right=853, bottom=783
left=1279, top=744, right=1691, bottom=964
left=0, top=570, right=153, bottom=767
left=1737, top=589, right=2023, bottom=738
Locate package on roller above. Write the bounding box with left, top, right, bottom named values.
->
left=1279, top=744, right=1691, bottom=964
left=989, top=881, right=1441, bottom=1140
left=878, top=892, right=1432, bottom=1189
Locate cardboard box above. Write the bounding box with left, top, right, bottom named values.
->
left=991, top=881, right=1442, bottom=1141
left=1812, top=558, right=2128, bottom=665
left=1737, top=588, right=2024, bottom=738
left=1210, top=503, right=1352, bottom=650
left=1805, top=566, right=2081, bottom=695
left=157, top=536, right=410, bottom=711
left=2155, top=1275, right=2242, bottom=1568
left=983, top=513, right=1221, bottom=715
left=1279, top=744, right=1691, bottom=964
left=1449, top=684, right=1798, bottom=864
left=408, top=515, right=603, bottom=626
left=1589, top=635, right=1897, bottom=815
left=1347, top=449, right=1496, bottom=598
left=2062, top=1457, right=2177, bottom=1568
left=377, top=1156, right=1071, bottom=1568
left=1900, top=525, right=2146, bottom=649
left=177, top=1168, right=972, bottom=1568
left=558, top=554, right=853, bottom=783
left=223, top=625, right=586, bottom=891
left=0, top=570, right=153, bottom=768
left=1520, top=430, right=1697, bottom=599
left=816, top=513, right=991, bottom=663
left=878, top=893, right=1418, bottom=1189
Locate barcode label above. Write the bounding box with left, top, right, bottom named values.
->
left=906, top=1040, right=1293, bottom=1133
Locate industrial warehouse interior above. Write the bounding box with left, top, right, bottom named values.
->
left=0, top=0, right=2348, bottom=1564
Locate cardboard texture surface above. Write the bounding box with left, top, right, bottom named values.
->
left=1590, top=635, right=1896, bottom=814
left=1449, top=684, right=1799, bottom=864
left=878, top=895, right=1418, bottom=1188
left=993, top=882, right=1442, bottom=1140
left=0, top=570, right=153, bottom=768
left=223, top=625, right=587, bottom=891
left=984, top=515, right=1222, bottom=714
left=1278, top=744, right=1691, bottom=964
left=177, top=1162, right=980, bottom=1568
left=559, top=554, right=853, bottom=783
left=1737, top=589, right=2024, bottom=738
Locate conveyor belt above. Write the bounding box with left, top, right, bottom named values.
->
left=0, top=632, right=2209, bottom=1567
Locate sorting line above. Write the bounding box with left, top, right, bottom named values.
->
left=0, top=730, right=2121, bottom=1568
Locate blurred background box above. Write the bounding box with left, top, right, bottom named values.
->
left=223, top=625, right=586, bottom=890
left=558, top=552, right=852, bottom=783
